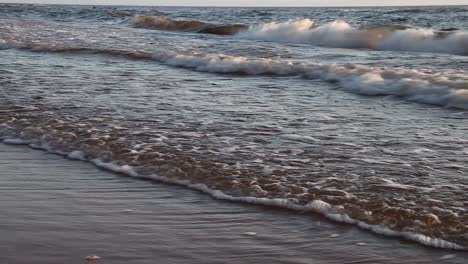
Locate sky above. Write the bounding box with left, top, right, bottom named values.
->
left=0, top=0, right=467, bottom=6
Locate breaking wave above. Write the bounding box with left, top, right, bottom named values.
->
left=10, top=45, right=468, bottom=109
left=238, top=19, right=468, bottom=55
left=131, top=15, right=468, bottom=55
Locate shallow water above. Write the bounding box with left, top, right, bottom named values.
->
left=1, top=144, right=467, bottom=264
left=0, top=4, right=467, bottom=250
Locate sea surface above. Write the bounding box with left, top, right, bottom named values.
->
left=0, top=3, right=467, bottom=253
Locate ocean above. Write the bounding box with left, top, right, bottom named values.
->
left=0, top=3, right=467, bottom=256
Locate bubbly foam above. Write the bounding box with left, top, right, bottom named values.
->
left=1, top=98, right=468, bottom=250
left=2, top=138, right=465, bottom=250
left=67, top=150, right=86, bottom=160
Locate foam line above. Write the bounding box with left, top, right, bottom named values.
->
left=0, top=138, right=466, bottom=251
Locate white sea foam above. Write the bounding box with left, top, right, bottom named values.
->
left=91, top=160, right=467, bottom=250
left=238, top=19, right=468, bottom=55
left=378, top=29, right=468, bottom=55
left=379, top=178, right=434, bottom=192
left=130, top=16, right=468, bottom=55
left=154, top=52, right=468, bottom=109
left=0, top=123, right=15, bottom=136
left=91, top=159, right=139, bottom=177
left=440, top=254, right=456, bottom=260
left=67, top=150, right=86, bottom=160
left=239, top=19, right=367, bottom=49
left=2, top=138, right=28, bottom=145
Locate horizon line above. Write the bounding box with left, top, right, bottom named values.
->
left=0, top=2, right=467, bottom=8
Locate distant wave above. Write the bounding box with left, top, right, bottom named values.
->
left=131, top=16, right=468, bottom=56
left=11, top=45, right=468, bottom=110
left=384, top=7, right=468, bottom=14
left=384, top=8, right=426, bottom=14
left=239, top=19, right=468, bottom=55
left=132, top=15, right=248, bottom=35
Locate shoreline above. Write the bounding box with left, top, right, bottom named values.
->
left=0, top=142, right=467, bottom=264
left=1, top=138, right=466, bottom=251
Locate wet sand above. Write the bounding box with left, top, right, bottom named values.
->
left=0, top=143, right=466, bottom=264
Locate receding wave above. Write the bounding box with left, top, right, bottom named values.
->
left=11, top=45, right=468, bottom=110
left=132, top=15, right=248, bottom=35
left=0, top=110, right=467, bottom=251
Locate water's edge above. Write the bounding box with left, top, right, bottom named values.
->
left=1, top=138, right=465, bottom=251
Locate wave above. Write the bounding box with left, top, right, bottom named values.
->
left=0, top=137, right=466, bottom=251
left=238, top=19, right=468, bottom=55
left=132, top=15, right=248, bottom=35
left=159, top=54, right=468, bottom=110
left=384, top=8, right=426, bottom=14
left=130, top=15, right=468, bottom=56
left=11, top=45, right=468, bottom=110
left=384, top=7, right=468, bottom=14
left=132, top=15, right=206, bottom=31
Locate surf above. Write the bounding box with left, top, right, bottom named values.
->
left=130, top=15, right=468, bottom=56
left=8, top=45, right=467, bottom=110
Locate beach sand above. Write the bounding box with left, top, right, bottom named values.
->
left=0, top=143, right=466, bottom=264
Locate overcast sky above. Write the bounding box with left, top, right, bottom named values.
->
left=1, top=0, right=467, bottom=6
